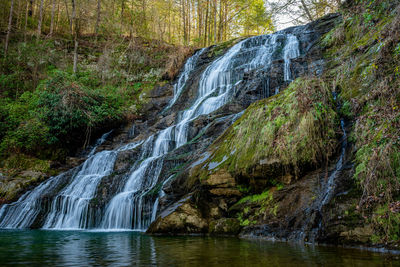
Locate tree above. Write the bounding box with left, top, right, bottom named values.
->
left=1, top=0, right=279, bottom=48
left=50, top=0, right=56, bottom=36
left=4, top=0, right=15, bottom=57
left=266, top=0, right=339, bottom=25
left=37, top=0, right=44, bottom=38
left=71, top=0, right=78, bottom=73
left=95, top=0, right=100, bottom=36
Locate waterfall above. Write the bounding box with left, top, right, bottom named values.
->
left=0, top=31, right=302, bottom=230
left=166, top=48, right=206, bottom=109
left=283, top=35, right=300, bottom=81
left=0, top=174, right=65, bottom=228
left=88, top=130, right=113, bottom=157
left=43, top=151, right=118, bottom=229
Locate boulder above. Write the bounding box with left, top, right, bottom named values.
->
left=147, top=195, right=208, bottom=234
left=209, top=218, right=241, bottom=235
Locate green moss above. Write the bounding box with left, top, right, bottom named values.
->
left=145, top=183, right=163, bottom=197
left=208, top=38, right=246, bottom=57
left=237, top=190, right=272, bottom=205
left=192, top=77, right=339, bottom=183
left=1, top=154, right=51, bottom=175
left=323, top=0, right=400, bottom=244
left=237, top=184, right=251, bottom=194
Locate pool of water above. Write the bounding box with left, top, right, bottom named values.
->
left=0, top=230, right=398, bottom=266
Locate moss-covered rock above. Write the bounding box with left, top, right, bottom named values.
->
left=323, top=0, right=400, bottom=244
left=189, top=77, right=339, bottom=192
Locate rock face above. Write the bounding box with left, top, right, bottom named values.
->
left=148, top=195, right=208, bottom=234
left=147, top=14, right=346, bottom=238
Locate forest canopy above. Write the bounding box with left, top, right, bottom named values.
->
left=0, top=0, right=340, bottom=48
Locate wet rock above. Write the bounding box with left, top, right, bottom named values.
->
left=209, top=218, right=241, bottom=235
left=147, top=196, right=208, bottom=234
left=113, top=149, right=140, bottom=171
left=66, top=157, right=86, bottom=168
left=20, top=171, right=45, bottom=180
left=202, top=169, right=241, bottom=197
left=339, top=225, right=374, bottom=244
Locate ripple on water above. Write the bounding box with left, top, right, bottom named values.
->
left=0, top=230, right=399, bottom=266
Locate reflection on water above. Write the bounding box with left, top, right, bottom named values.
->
left=0, top=230, right=398, bottom=266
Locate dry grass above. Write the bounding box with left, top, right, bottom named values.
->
left=164, top=46, right=194, bottom=80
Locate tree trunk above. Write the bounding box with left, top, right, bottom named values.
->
left=29, top=0, right=34, bottom=17
left=37, top=0, right=44, bottom=39
left=121, top=0, right=125, bottom=30
left=197, top=0, right=202, bottom=43
left=16, top=0, right=22, bottom=30
left=213, top=0, right=216, bottom=44
left=5, top=0, right=15, bottom=58
left=204, top=0, right=209, bottom=46
left=187, top=0, right=190, bottom=43
left=24, top=0, right=29, bottom=42
left=73, top=36, right=78, bottom=73
left=55, top=0, right=60, bottom=33
left=223, top=0, right=227, bottom=41
left=168, top=0, right=172, bottom=43
left=50, top=0, right=56, bottom=35
left=181, top=0, right=187, bottom=45
left=64, top=0, right=72, bottom=34
left=71, top=0, right=78, bottom=74
left=95, top=0, right=100, bottom=36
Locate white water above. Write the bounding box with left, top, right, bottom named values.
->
left=283, top=35, right=300, bottom=81
left=88, top=130, right=113, bottom=157
left=167, top=48, right=206, bottom=109
left=100, top=33, right=302, bottom=230
left=0, top=175, right=61, bottom=228
left=321, top=119, right=347, bottom=206
left=43, top=150, right=117, bottom=229
left=0, top=32, right=302, bottom=230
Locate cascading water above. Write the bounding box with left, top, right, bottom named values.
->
left=0, top=31, right=302, bottom=230
left=299, top=92, right=349, bottom=242
left=167, top=48, right=206, bottom=109
left=99, top=33, right=302, bottom=230
left=0, top=173, right=68, bottom=228
left=43, top=150, right=118, bottom=229
left=88, top=130, right=113, bottom=157
left=283, top=35, right=300, bottom=81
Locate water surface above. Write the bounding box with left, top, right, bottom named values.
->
left=0, top=230, right=399, bottom=266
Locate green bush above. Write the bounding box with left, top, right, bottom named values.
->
left=0, top=70, right=131, bottom=159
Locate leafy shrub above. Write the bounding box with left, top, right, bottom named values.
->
left=0, top=70, right=131, bottom=159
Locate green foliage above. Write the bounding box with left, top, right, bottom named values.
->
left=0, top=40, right=59, bottom=99
left=0, top=69, right=136, bottom=160
left=324, top=0, right=400, bottom=243
left=0, top=36, right=175, bottom=173
left=237, top=190, right=272, bottom=205
left=2, top=154, right=51, bottom=175
left=209, top=38, right=245, bottom=57
left=237, top=185, right=251, bottom=194
left=372, top=204, right=400, bottom=243
left=395, top=43, right=400, bottom=55
left=236, top=0, right=275, bottom=35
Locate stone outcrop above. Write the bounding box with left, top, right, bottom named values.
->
left=147, top=14, right=355, bottom=242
